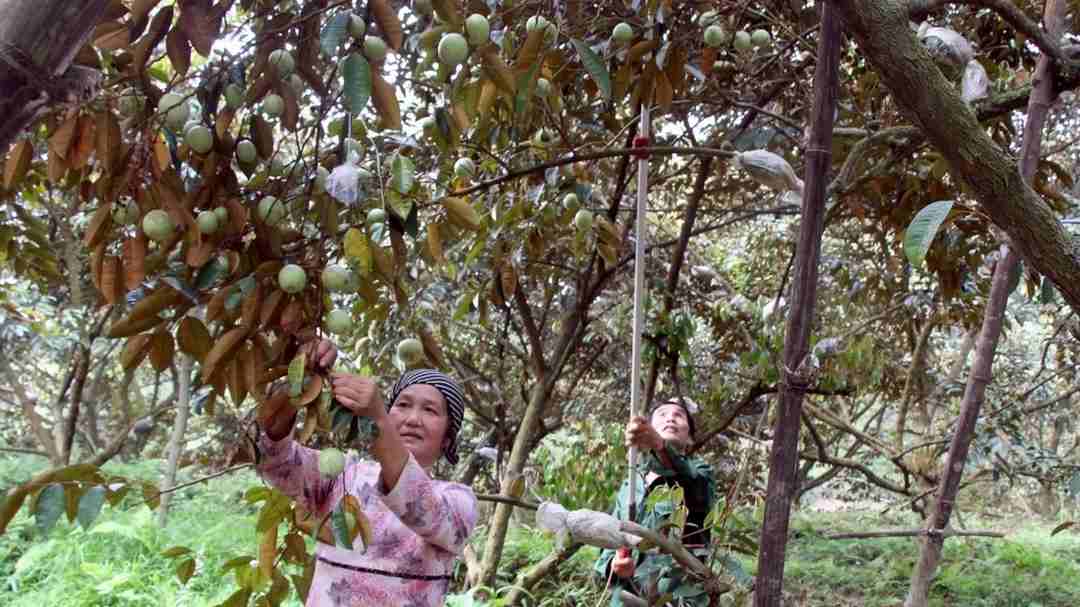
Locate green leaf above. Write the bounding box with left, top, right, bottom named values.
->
left=76, top=486, right=107, bottom=529
left=330, top=504, right=351, bottom=549
left=571, top=39, right=611, bottom=100
left=342, top=53, right=372, bottom=114
left=903, top=200, right=954, bottom=268
left=288, top=353, right=306, bottom=398
left=194, top=256, right=228, bottom=291
left=33, top=483, right=65, bottom=536
left=389, top=152, right=415, bottom=194
left=320, top=12, right=350, bottom=57
left=513, top=61, right=542, bottom=116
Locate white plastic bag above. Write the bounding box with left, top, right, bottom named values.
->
left=565, top=510, right=632, bottom=550
left=535, top=502, right=569, bottom=534
left=961, top=60, right=989, bottom=103
left=733, top=150, right=804, bottom=195
left=918, top=25, right=975, bottom=70
left=326, top=151, right=361, bottom=205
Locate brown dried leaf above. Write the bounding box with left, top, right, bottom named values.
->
left=177, top=316, right=212, bottom=363
left=95, top=111, right=123, bottom=175
left=291, top=374, right=322, bottom=408
left=100, top=255, right=124, bottom=304
left=258, top=524, right=277, bottom=580
left=93, top=21, right=130, bottom=51
left=121, top=334, right=153, bottom=371
left=369, top=0, right=403, bottom=51
left=3, top=140, right=33, bottom=190
left=179, top=0, right=222, bottom=57
left=443, top=197, right=480, bottom=231
left=70, top=116, right=96, bottom=170
left=149, top=328, right=175, bottom=372
left=259, top=289, right=285, bottom=328
left=426, top=223, right=445, bottom=266
left=252, top=115, right=274, bottom=160
left=500, top=261, right=517, bottom=299
left=166, top=28, right=192, bottom=77
left=371, top=73, right=401, bottom=131
left=50, top=116, right=78, bottom=161
left=514, top=29, right=545, bottom=72
left=201, top=327, right=248, bottom=382
left=131, top=6, right=173, bottom=72
left=84, top=203, right=114, bottom=249
left=479, top=45, right=516, bottom=96
left=417, top=325, right=446, bottom=368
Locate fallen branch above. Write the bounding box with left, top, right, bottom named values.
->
left=476, top=493, right=540, bottom=511
left=826, top=529, right=1005, bottom=540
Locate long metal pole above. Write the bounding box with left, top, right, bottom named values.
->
left=627, top=102, right=651, bottom=520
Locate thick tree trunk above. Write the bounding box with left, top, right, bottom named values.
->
left=157, top=356, right=193, bottom=527
left=0, top=0, right=108, bottom=153
left=904, top=3, right=1066, bottom=605
left=752, top=3, right=841, bottom=606
left=834, top=0, right=1080, bottom=313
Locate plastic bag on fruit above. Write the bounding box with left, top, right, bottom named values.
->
left=918, top=24, right=975, bottom=70
left=535, top=502, right=638, bottom=550
left=326, top=151, right=362, bottom=205
left=733, top=150, right=804, bottom=195
left=961, top=59, right=989, bottom=103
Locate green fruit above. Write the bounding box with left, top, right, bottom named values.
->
left=465, top=14, right=490, bottom=45
left=454, top=157, right=475, bottom=178
left=699, top=10, right=720, bottom=27
left=574, top=208, right=593, bottom=233
left=613, top=22, right=634, bottom=43
left=224, top=83, right=243, bottom=109
left=263, top=94, right=284, bottom=116
left=160, top=92, right=186, bottom=114
left=185, top=125, right=213, bottom=154
left=562, top=192, right=579, bottom=207
left=214, top=206, right=229, bottom=224
left=111, top=200, right=137, bottom=225
left=704, top=25, right=727, bottom=49
left=325, top=309, right=353, bottom=335
left=236, top=140, right=257, bottom=164
left=197, top=210, right=219, bottom=235
left=278, top=264, right=307, bottom=294
left=733, top=30, right=752, bottom=52
left=535, top=78, right=552, bottom=98
left=438, top=33, right=469, bottom=67
left=413, top=0, right=432, bottom=15
left=366, top=208, right=386, bottom=226
left=349, top=14, right=366, bottom=39
left=526, top=15, right=548, bottom=33
left=119, top=93, right=144, bottom=117
left=750, top=29, right=771, bottom=48
left=318, top=448, right=346, bottom=478
left=364, top=35, right=388, bottom=62
left=397, top=338, right=425, bottom=364
left=314, top=165, right=329, bottom=192
left=258, top=196, right=287, bottom=226
left=166, top=106, right=189, bottom=131
left=269, top=157, right=287, bottom=177
left=544, top=23, right=557, bottom=44
left=142, top=210, right=175, bottom=242
left=322, top=265, right=351, bottom=292
left=269, top=49, right=295, bottom=77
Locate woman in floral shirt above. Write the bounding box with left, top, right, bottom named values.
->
left=257, top=341, right=478, bottom=607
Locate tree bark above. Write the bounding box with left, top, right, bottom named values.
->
left=0, top=0, right=109, bottom=154
left=157, top=355, right=193, bottom=527
left=753, top=3, right=841, bottom=606
left=833, top=0, right=1080, bottom=313
left=904, top=5, right=1066, bottom=604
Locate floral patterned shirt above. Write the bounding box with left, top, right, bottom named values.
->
left=256, top=431, right=478, bottom=607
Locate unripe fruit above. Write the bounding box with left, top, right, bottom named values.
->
left=349, top=14, right=366, bottom=39
left=269, top=49, right=295, bottom=77
left=733, top=30, right=752, bottom=52
left=704, top=25, right=727, bottom=48
left=197, top=210, right=219, bottom=235
left=258, top=196, right=287, bottom=226
left=574, top=208, right=594, bottom=233
left=397, top=338, right=425, bottom=364
left=278, top=264, right=307, bottom=294
left=526, top=15, right=548, bottom=34
left=263, top=94, right=285, bottom=116
left=325, top=309, right=353, bottom=335
left=166, top=107, right=189, bottom=131
left=465, top=14, right=490, bottom=45
left=750, top=29, right=771, bottom=48
left=224, top=83, right=243, bottom=109
left=562, top=192, right=579, bottom=207
left=185, top=125, right=213, bottom=154
left=535, top=78, right=552, bottom=97
left=269, top=157, right=286, bottom=177
left=322, top=265, right=351, bottom=292
left=119, top=93, right=144, bottom=117
left=699, top=10, right=720, bottom=27
left=454, top=157, right=475, bottom=178
left=236, top=140, right=257, bottom=164
left=366, top=208, right=386, bottom=227
left=142, top=210, right=175, bottom=242
left=438, top=33, right=469, bottom=67
left=314, top=165, right=329, bottom=192
left=160, top=92, right=186, bottom=115
left=111, top=200, right=137, bottom=225
left=318, top=448, right=346, bottom=478
left=214, top=206, right=229, bottom=224
left=413, top=0, right=432, bottom=15
left=364, top=35, right=387, bottom=62
left=613, top=22, right=634, bottom=43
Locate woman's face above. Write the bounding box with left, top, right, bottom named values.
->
left=651, top=403, right=691, bottom=447
left=389, top=384, right=449, bottom=469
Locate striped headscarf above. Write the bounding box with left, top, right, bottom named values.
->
left=389, top=369, right=466, bottom=465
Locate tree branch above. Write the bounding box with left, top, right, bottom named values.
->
left=909, top=0, right=1070, bottom=63
left=826, top=529, right=1004, bottom=540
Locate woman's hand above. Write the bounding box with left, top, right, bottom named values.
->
left=330, top=373, right=388, bottom=421
left=300, top=338, right=337, bottom=371
left=625, top=416, right=663, bottom=452
left=611, top=547, right=635, bottom=579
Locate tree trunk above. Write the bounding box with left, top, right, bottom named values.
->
left=752, top=4, right=841, bottom=606
left=0, top=0, right=109, bottom=153
left=157, top=356, right=193, bottom=527
left=904, top=4, right=1066, bottom=605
